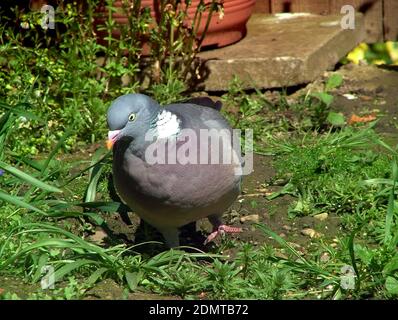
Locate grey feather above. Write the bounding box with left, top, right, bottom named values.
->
left=107, top=94, right=242, bottom=247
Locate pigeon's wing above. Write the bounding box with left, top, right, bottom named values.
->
left=165, top=102, right=244, bottom=173
left=165, top=102, right=228, bottom=131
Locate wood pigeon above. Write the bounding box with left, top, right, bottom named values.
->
left=106, top=93, right=243, bottom=247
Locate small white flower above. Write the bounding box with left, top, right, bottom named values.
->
left=20, top=21, right=29, bottom=29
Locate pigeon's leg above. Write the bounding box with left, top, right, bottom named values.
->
left=204, top=215, right=242, bottom=245
left=158, top=227, right=180, bottom=248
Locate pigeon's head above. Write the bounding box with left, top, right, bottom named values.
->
left=106, top=94, right=160, bottom=149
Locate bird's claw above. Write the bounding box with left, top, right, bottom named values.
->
left=204, top=225, right=242, bottom=245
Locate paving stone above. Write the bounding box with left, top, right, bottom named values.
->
left=197, top=13, right=365, bottom=91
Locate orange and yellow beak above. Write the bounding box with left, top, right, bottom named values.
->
left=106, top=130, right=121, bottom=150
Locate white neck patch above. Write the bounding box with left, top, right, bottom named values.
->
left=155, top=110, right=181, bottom=138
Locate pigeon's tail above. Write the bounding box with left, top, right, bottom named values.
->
left=184, top=97, right=222, bottom=112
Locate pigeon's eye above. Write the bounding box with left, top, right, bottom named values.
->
left=128, top=113, right=136, bottom=122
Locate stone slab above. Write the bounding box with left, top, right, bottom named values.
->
left=197, top=13, right=366, bottom=91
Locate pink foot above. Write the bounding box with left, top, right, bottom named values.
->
left=204, top=225, right=242, bottom=245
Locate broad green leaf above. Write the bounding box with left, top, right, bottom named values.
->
left=312, top=92, right=334, bottom=106
left=386, top=276, right=398, bottom=295
left=326, top=74, right=343, bottom=91
left=327, top=112, right=346, bottom=126
left=125, top=271, right=142, bottom=291
left=383, top=254, right=398, bottom=275
left=266, top=182, right=295, bottom=200
left=354, top=244, right=373, bottom=265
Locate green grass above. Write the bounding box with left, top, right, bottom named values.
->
left=0, top=1, right=221, bottom=156
left=267, top=127, right=398, bottom=298
left=1, top=13, right=398, bottom=299
left=2, top=87, right=398, bottom=300
left=269, top=125, right=393, bottom=217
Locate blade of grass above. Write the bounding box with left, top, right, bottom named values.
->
left=9, top=153, right=44, bottom=171
left=0, top=160, right=62, bottom=193
left=84, top=147, right=108, bottom=203
left=0, top=101, right=43, bottom=122
left=348, top=226, right=362, bottom=292
left=0, top=239, right=76, bottom=269
left=49, top=201, right=123, bottom=212
left=53, top=259, right=100, bottom=283
left=46, top=211, right=105, bottom=225
left=0, top=190, right=47, bottom=215
left=255, top=223, right=311, bottom=266
left=60, top=151, right=111, bottom=188
left=86, top=267, right=109, bottom=286
left=385, top=159, right=397, bottom=245
left=255, top=223, right=336, bottom=279
left=41, top=129, right=73, bottom=176
left=32, top=253, right=49, bottom=282
left=0, top=223, right=118, bottom=269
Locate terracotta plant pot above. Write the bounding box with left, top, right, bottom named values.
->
left=95, top=0, right=256, bottom=50
left=185, top=0, right=257, bottom=48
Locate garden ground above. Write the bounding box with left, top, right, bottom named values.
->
left=1, top=63, right=398, bottom=300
